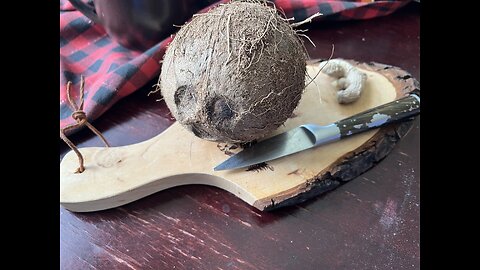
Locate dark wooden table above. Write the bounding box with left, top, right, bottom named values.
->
left=60, top=3, right=420, bottom=269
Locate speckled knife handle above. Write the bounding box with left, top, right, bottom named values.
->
left=335, top=94, right=420, bottom=138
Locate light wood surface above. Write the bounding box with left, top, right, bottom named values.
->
left=60, top=61, right=409, bottom=212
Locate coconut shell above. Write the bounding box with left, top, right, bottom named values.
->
left=160, top=1, right=307, bottom=143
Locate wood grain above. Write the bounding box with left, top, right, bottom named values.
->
left=60, top=60, right=416, bottom=212
left=60, top=3, right=420, bottom=269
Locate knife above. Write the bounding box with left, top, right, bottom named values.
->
left=214, top=94, right=420, bottom=171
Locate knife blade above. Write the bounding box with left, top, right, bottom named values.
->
left=214, top=94, right=420, bottom=171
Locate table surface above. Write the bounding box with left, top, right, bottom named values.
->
left=60, top=3, right=420, bottom=269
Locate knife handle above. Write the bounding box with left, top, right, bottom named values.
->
left=335, top=94, right=420, bottom=138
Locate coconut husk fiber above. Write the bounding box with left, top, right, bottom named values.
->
left=160, top=0, right=307, bottom=143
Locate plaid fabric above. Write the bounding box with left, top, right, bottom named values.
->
left=60, top=0, right=411, bottom=135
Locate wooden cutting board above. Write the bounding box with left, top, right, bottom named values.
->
left=60, top=60, right=419, bottom=212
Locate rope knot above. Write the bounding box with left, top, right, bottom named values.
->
left=71, top=110, right=87, bottom=122
left=60, top=75, right=110, bottom=173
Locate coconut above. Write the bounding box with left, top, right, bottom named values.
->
left=160, top=0, right=307, bottom=143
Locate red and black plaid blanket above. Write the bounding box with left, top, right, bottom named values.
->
left=60, top=0, right=411, bottom=135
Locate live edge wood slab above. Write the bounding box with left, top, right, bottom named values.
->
left=60, top=60, right=419, bottom=213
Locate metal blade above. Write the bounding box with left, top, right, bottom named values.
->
left=214, top=127, right=316, bottom=171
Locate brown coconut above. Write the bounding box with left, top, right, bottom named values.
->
left=160, top=0, right=307, bottom=143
